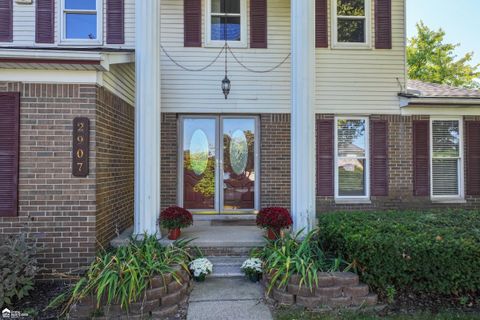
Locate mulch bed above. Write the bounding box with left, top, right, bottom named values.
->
left=10, top=281, right=70, bottom=320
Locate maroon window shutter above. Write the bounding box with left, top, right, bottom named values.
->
left=413, top=120, right=430, bottom=196
left=466, top=121, right=480, bottom=196
left=184, top=0, right=201, bottom=47
left=315, top=0, right=328, bottom=48
left=370, top=120, right=388, bottom=196
left=250, top=0, right=267, bottom=48
left=36, top=0, right=55, bottom=44
left=375, top=0, right=392, bottom=49
left=107, top=0, right=125, bottom=44
left=317, top=119, right=334, bottom=196
left=0, top=0, right=13, bottom=42
left=0, top=92, right=20, bottom=217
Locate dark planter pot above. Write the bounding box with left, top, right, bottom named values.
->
left=168, top=228, right=181, bottom=240
left=247, top=273, right=262, bottom=283
left=193, top=274, right=206, bottom=282
left=267, top=228, right=281, bottom=240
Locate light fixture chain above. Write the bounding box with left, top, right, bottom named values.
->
left=227, top=46, right=291, bottom=73
left=160, top=44, right=225, bottom=72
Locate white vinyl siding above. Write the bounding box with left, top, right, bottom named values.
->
left=430, top=118, right=464, bottom=199
left=102, top=63, right=135, bottom=106
left=1, top=0, right=135, bottom=48
left=160, top=0, right=291, bottom=113
left=316, top=0, right=405, bottom=115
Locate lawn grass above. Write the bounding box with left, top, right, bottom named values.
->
left=274, top=309, right=480, bottom=320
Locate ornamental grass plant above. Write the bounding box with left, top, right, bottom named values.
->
left=48, top=235, right=192, bottom=315
left=253, top=229, right=348, bottom=293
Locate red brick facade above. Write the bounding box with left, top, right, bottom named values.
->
left=159, top=113, right=479, bottom=213
left=95, top=87, right=135, bottom=247
left=0, top=82, right=134, bottom=277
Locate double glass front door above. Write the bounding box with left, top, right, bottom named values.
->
left=180, top=116, right=259, bottom=213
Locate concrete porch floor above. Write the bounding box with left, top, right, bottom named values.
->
left=111, top=220, right=266, bottom=249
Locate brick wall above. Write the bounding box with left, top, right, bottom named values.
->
left=161, top=113, right=178, bottom=211
left=316, top=114, right=480, bottom=211
left=260, top=114, right=291, bottom=209
left=95, top=87, right=135, bottom=247
left=0, top=82, right=97, bottom=277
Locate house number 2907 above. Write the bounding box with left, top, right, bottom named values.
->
left=72, top=117, right=90, bottom=177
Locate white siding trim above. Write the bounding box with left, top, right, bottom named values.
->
left=0, top=69, right=100, bottom=83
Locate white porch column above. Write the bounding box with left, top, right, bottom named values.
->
left=290, top=0, right=316, bottom=234
left=134, top=0, right=161, bottom=237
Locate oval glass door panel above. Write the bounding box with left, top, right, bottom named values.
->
left=223, top=119, right=255, bottom=210
left=183, top=118, right=216, bottom=210
left=229, top=130, right=248, bottom=175
left=190, top=129, right=209, bottom=176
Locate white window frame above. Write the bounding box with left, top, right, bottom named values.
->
left=205, top=0, right=247, bottom=48
left=60, top=0, right=103, bottom=45
left=430, top=117, right=465, bottom=201
left=332, top=0, right=372, bottom=49
left=334, top=116, right=370, bottom=201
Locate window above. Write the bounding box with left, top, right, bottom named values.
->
left=206, top=0, right=247, bottom=47
left=431, top=118, right=464, bottom=199
left=332, top=0, right=371, bottom=48
left=61, top=0, right=102, bottom=44
left=335, top=117, right=370, bottom=199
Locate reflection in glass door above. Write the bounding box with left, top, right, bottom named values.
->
left=222, top=118, right=256, bottom=211
left=182, top=118, right=217, bottom=211
left=179, top=116, right=258, bottom=214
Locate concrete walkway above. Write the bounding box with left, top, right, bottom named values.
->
left=186, top=278, right=273, bottom=320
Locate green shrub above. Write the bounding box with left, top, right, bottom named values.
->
left=0, top=234, right=38, bottom=308
left=318, top=209, right=480, bottom=295
left=253, top=229, right=347, bottom=292
left=48, top=235, right=192, bottom=315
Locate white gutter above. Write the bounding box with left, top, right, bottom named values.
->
left=0, top=49, right=135, bottom=71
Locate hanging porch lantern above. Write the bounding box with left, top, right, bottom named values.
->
left=222, top=75, right=231, bottom=99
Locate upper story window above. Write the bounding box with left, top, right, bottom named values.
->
left=206, top=0, right=247, bottom=47
left=335, top=117, right=370, bottom=199
left=431, top=118, right=464, bottom=199
left=61, top=0, right=102, bottom=44
left=332, top=0, right=371, bottom=48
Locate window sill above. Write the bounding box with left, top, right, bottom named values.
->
left=431, top=198, right=466, bottom=204
left=335, top=198, right=372, bottom=205
left=205, top=41, right=247, bottom=49
left=58, top=40, right=103, bottom=47
left=331, top=43, right=372, bottom=50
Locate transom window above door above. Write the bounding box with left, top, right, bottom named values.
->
left=206, top=0, right=247, bottom=47
left=333, top=0, right=371, bottom=48
left=61, top=0, right=102, bottom=44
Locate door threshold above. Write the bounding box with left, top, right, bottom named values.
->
left=193, top=214, right=257, bottom=221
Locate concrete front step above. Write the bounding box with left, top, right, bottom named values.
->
left=208, top=256, right=247, bottom=278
